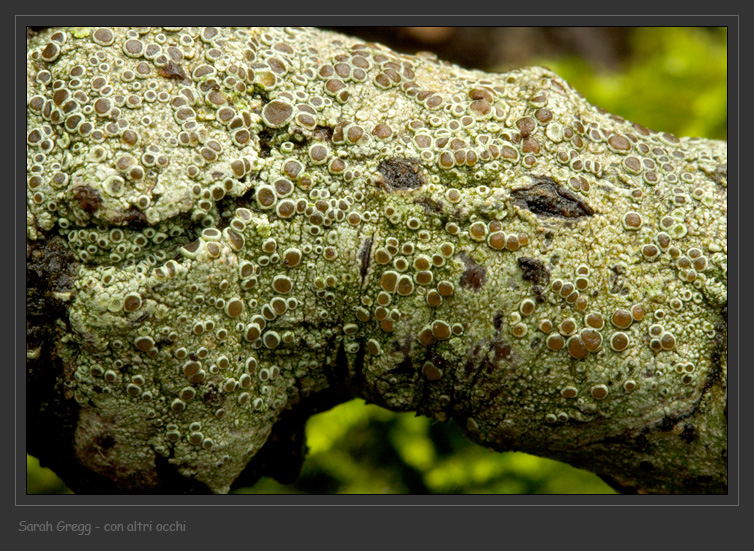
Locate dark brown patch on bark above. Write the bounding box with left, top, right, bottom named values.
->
left=463, top=342, right=484, bottom=378
left=511, top=176, right=594, bottom=218
left=376, top=158, right=425, bottom=191
left=517, top=256, right=550, bottom=287
left=658, top=416, right=676, bottom=432
left=358, top=237, right=372, bottom=284
left=394, top=353, right=414, bottom=376
left=428, top=350, right=453, bottom=375
left=257, top=129, right=273, bottom=158
left=609, top=264, right=627, bottom=295
left=493, top=311, right=505, bottom=331
left=158, top=61, right=189, bottom=83
left=201, top=382, right=224, bottom=409
left=680, top=424, right=696, bottom=444
left=494, top=341, right=512, bottom=362
left=531, top=285, right=546, bottom=302
left=112, top=206, right=148, bottom=226
left=458, top=252, right=487, bottom=291
left=414, top=196, right=444, bottom=214
left=313, top=125, right=333, bottom=142
left=485, top=342, right=512, bottom=374
left=634, top=432, right=650, bottom=452
left=26, top=237, right=78, bottom=303
left=72, top=185, right=102, bottom=213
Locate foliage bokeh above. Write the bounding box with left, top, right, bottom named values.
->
left=27, top=26, right=727, bottom=495
left=528, top=27, right=727, bottom=142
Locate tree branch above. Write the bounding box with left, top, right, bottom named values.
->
left=26, top=26, right=727, bottom=494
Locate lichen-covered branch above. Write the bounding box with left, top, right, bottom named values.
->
left=26, top=27, right=727, bottom=494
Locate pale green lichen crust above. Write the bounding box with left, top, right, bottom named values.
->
left=27, top=27, right=727, bottom=493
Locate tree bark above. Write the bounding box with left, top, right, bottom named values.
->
left=26, top=26, right=727, bottom=494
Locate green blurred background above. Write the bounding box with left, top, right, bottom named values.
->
left=27, top=26, right=727, bottom=495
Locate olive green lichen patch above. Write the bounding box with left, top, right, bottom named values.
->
left=26, top=26, right=727, bottom=494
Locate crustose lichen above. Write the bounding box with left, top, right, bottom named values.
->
left=26, top=26, right=727, bottom=494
